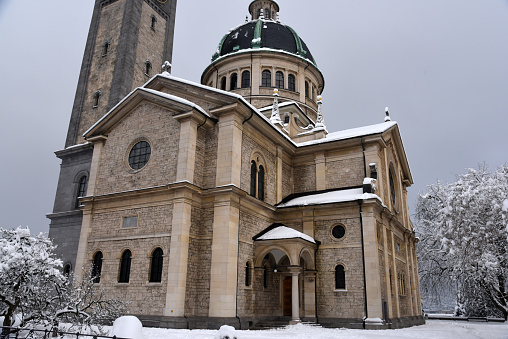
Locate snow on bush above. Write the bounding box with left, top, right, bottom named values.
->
left=111, top=316, right=144, bottom=339
left=214, top=325, right=239, bottom=339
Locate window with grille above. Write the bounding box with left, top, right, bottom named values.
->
left=241, top=71, right=250, bottom=88
left=275, top=71, right=284, bottom=89
left=128, top=141, right=151, bottom=170
left=262, top=70, right=271, bottom=87
left=230, top=73, right=238, bottom=90
left=288, top=74, right=295, bottom=92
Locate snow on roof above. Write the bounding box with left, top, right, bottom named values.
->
left=297, top=121, right=397, bottom=147
left=211, top=47, right=317, bottom=68
left=140, top=88, right=210, bottom=117
left=277, top=188, right=383, bottom=208
left=256, top=226, right=316, bottom=243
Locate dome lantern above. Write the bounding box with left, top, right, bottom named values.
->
left=249, top=0, right=280, bottom=21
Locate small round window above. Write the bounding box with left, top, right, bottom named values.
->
left=332, top=225, right=346, bottom=239
left=128, top=141, right=151, bottom=170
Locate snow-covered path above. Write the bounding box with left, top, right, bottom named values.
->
left=136, top=320, right=507, bottom=339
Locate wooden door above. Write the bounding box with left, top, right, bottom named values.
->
left=283, top=276, right=292, bottom=316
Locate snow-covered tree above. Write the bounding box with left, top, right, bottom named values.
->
left=0, top=227, right=66, bottom=330
left=0, top=227, right=127, bottom=335
left=416, top=165, right=508, bottom=319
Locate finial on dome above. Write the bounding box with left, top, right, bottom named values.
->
left=259, top=8, right=264, bottom=20
left=270, top=88, right=282, bottom=125
left=385, top=107, right=391, bottom=122
left=249, top=0, right=280, bottom=20
left=162, top=61, right=172, bottom=75
left=315, top=95, right=326, bottom=129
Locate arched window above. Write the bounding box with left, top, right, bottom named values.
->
left=241, top=70, right=250, bottom=88
left=275, top=71, right=284, bottom=89
left=245, top=261, right=251, bottom=287
left=150, top=15, right=157, bottom=30
left=102, top=42, right=110, bottom=56
left=118, top=250, right=132, bottom=283
left=265, top=8, right=270, bottom=19
left=250, top=161, right=257, bottom=197
left=63, top=263, right=72, bottom=276
left=145, top=60, right=152, bottom=76
left=75, top=175, right=88, bottom=208
left=220, top=77, right=226, bottom=91
left=150, top=248, right=163, bottom=283
left=389, top=167, right=396, bottom=207
left=305, top=81, right=309, bottom=98
left=230, top=73, right=238, bottom=90
left=288, top=74, right=296, bottom=92
left=92, top=251, right=103, bottom=284
left=93, top=90, right=101, bottom=107
left=335, top=264, right=346, bottom=290
left=258, top=165, right=265, bottom=201
left=262, top=70, right=271, bottom=87
left=398, top=273, right=406, bottom=295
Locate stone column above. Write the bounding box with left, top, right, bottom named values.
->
left=302, top=210, right=314, bottom=238
left=404, top=234, right=415, bottom=316
left=289, top=268, right=301, bottom=324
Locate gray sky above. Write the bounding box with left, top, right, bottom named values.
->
left=0, top=0, right=507, bottom=235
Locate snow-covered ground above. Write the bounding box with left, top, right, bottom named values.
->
left=117, top=320, right=508, bottom=339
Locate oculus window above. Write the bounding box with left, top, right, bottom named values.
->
left=128, top=141, right=151, bottom=170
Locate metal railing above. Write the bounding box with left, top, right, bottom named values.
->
left=0, top=327, right=131, bottom=339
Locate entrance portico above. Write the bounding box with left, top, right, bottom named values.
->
left=253, top=224, right=319, bottom=324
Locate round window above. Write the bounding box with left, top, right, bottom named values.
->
left=332, top=225, right=346, bottom=239
left=128, top=141, right=151, bottom=170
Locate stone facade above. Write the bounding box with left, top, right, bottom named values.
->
left=49, top=0, right=423, bottom=331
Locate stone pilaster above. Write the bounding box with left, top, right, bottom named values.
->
left=315, top=152, right=326, bottom=191
left=208, top=192, right=240, bottom=317
left=75, top=136, right=106, bottom=281
left=164, top=189, right=193, bottom=317
left=389, top=227, right=400, bottom=317
left=175, top=116, right=198, bottom=183
left=276, top=147, right=283, bottom=202
left=382, top=224, right=394, bottom=318
left=215, top=113, right=243, bottom=187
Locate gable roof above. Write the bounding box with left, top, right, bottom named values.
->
left=253, top=223, right=316, bottom=244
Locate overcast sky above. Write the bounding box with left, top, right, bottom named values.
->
left=0, top=0, right=507, bottom=235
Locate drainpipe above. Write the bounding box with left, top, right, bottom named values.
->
left=360, top=137, right=367, bottom=178
left=358, top=199, right=368, bottom=329
left=314, top=243, right=319, bottom=324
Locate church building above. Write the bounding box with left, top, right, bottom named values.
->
left=48, top=0, right=424, bottom=330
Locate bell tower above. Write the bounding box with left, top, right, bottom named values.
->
left=66, top=0, right=177, bottom=147
left=48, top=0, right=177, bottom=271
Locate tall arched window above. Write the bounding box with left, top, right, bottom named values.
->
left=305, top=81, right=309, bottom=98
left=150, top=247, right=163, bottom=283
left=102, top=42, right=110, bottom=56
left=118, top=250, right=132, bottom=283
left=93, top=90, right=101, bottom=107
left=335, top=264, right=346, bottom=290
left=250, top=161, right=257, bottom=197
left=92, top=251, right=103, bottom=284
left=220, top=76, right=226, bottom=90
left=275, top=71, right=284, bottom=89
left=265, top=8, right=270, bottom=19
left=288, top=74, right=296, bottom=92
left=241, top=70, right=250, bottom=88
left=258, top=165, right=265, bottom=201
left=245, top=261, right=251, bottom=287
left=230, top=73, right=238, bottom=90
left=145, top=60, right=152, bottom=76
left=389, top=167, right=396, bottom=207
left=262, top=70, right=271, bottom=87
left=76, top=175, right=88, bottom=208
left=63, top=263, right=72, bottom=276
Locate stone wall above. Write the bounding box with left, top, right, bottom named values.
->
left=202, top=125, right=218, bottom=189
left=293, top=164, right=315, bottom=193
left=193, top=128, right=206, bottom=188
left=95, top=102, right=180, bottom=195
left=325, top=156, right=364, bottom=189
left=282, top=161, right=292, bottom=199
left=185, top=207, right=213, bottom=316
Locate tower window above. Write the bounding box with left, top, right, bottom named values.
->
left=250, top=161, right=257, bottom=197
left=149, top=247, right=163, bottom=283
left=230, top=73, right=238, bottom=90
left=335, top=264, right=346, bottom=290
left=241, top=70, right=250, bottom=88
left=92, top=251, right=103, bottom=284
left=93, top=90, right=101, bottom=108
left=389, top=167, right=396, bottom=207
left=262, top=70, right=271, bottom=87
left=265, top=8, right=270, bottom=19
left=75, top=175, right=88, bottom=208
left=102, top=42, right=110, bottom=57
left=150, top=15, right=157, bottom=30
left=305, top=81, right=309, bottom=98
left=250, top=159, right=265, bottom=201
left=118, top=249, right=132, bottom=283
left=275, top=71, right=284, bottom=89
left=220, top=76, right=226, bottom=91
left=288, top=74, right=296, bottom=92
left=145, top=60, right=152, bottom=76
